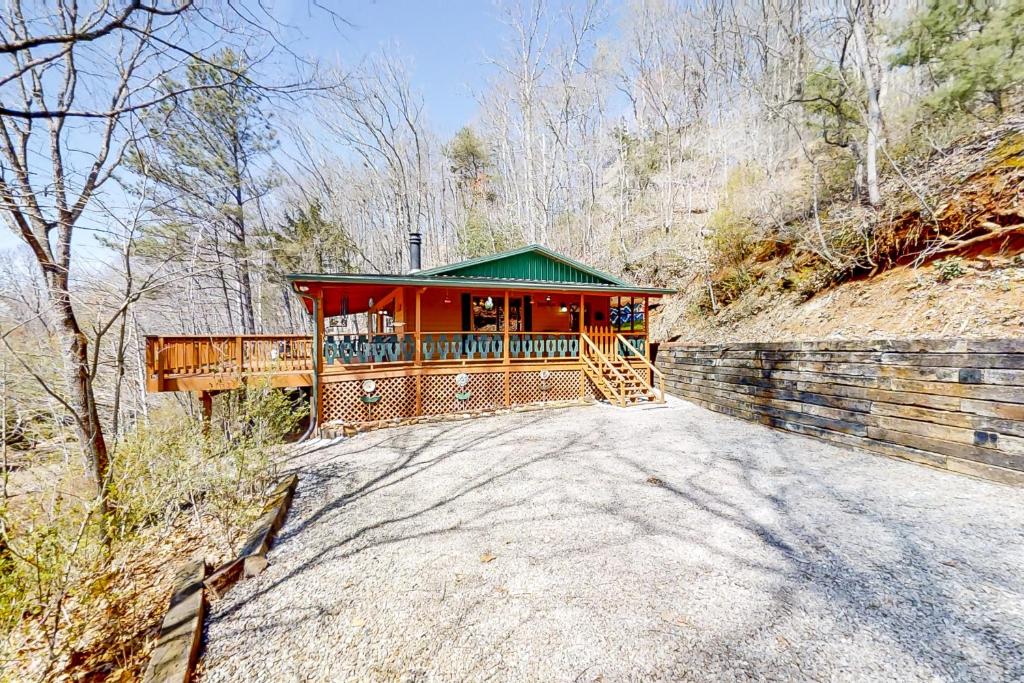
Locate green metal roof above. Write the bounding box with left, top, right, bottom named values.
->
left=287, top=245, right=674, bottom=295
left=414, top=244, right=631, bottom=286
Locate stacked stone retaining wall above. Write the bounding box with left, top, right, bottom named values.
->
left=655, top=339, right=1024, bottom=485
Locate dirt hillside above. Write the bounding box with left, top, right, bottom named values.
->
left=655, top=118, right=1024, bottom=343
left=657, top=255, right=1023, bottom=343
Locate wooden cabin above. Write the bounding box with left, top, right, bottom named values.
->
left=145, top=244, right=673, bottom=432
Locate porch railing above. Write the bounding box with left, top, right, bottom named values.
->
left=584, top=327, right=646, bottom=358
left=324, top=331, right=583, bottom=366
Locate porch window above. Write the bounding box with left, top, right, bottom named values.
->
left=470, top=295, right=523, bottom=332
left=609, top=297, right=645, bottom=332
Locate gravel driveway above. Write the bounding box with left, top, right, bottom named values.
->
left=200, top=399, right=1024, bottom=682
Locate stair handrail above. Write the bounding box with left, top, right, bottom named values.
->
left=580, top=353, right=623, bottom=406
left=617, top=356, right=652, bottom=392
left=580, top=332, right=628, bottom=407
left=615, top=333, right=666, bottom=402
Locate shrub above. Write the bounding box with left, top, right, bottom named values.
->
left=934, top=256, right=967, bottom=281
left=710, top=266, right=758, bottom=307
left=1, top=385, right=304, bottom=677
left=109, top=386, right=303, bottom=550
left=708, top=206, right=756, bottom=268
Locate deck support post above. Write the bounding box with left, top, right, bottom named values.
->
left=198, top=391, right=213, bottom=434
left=157, top=336, right=165, bottom=392
left=235, top=335, right=243, bottom=384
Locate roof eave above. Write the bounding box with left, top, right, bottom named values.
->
left=286, top=272, right=673, bottom=295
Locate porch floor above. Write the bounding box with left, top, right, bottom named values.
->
left=200, top=399, right=1024, bottom=682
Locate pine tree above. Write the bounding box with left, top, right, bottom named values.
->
left=130, top=49, right=276, bottom=333
left=893, top=0, right=1024, bottom=115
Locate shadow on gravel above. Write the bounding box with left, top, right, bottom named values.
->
left=206, top=405, right=1024, bottom=681
left=609, top=418, right=1023, bottom=681
left=212, top=413, right=564, bottom=622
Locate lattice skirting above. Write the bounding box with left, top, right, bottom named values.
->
left=321, top=369, right=590, bottom=426
left=509, top=369, right=585, bottom=405
left=321, top=376, right=416, bottom=425
left=421, top=372, right=503, bottom=415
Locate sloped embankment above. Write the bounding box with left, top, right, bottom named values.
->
left=657, top=119, right=1024, bottom=344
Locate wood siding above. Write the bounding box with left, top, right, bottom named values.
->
left=655, top=339, right=1024, bottom=486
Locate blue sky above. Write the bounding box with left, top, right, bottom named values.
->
left=296, top=0, right=509, bottom=135
left=0, top=2, right=507, bottom=252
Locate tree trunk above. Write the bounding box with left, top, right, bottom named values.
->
left=232, top=133, right=256, bottom=334
left=47, top=276, right=109, bottom=498
left=850, top=0, right=883, bottom=207
left=850, top=139, right=865, bottom=201
left=237, top=258, right=256, bottom=334
left=110, top=309, right=128, bottom=443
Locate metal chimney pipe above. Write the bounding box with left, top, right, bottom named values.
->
left=408, top=232, right=422, bottom=272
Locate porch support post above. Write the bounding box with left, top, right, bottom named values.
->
left=578, top=293, right=586, bottom=399
left=394, top=289, right=405, bottom=342
left=643, top=295, right=651, bottom=385
left=414, top=288, right=423, bottom=415
left=315, top=291, right=325, bottom=429
left=503, top=290, right=510, bottom=407
left=414, top=288, right=423, bottom=366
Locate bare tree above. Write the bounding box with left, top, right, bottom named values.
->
left=846, top=0, right=885, bottom=206
left=311, top=54, right=441, bottom=272
left=0, top=1, right=313, bottom=503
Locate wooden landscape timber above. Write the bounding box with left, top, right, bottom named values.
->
left=141, top=561, right=206, bottom=683
left=656, top=339, right=1024, bottom=485
left=142, top=474, right=301, bottom=682
left=238, top=474, right=300, bottom=577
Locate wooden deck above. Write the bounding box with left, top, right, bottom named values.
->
left=146, top=335, right=315, bottom=392
left=146, top=330, right=665, bottom=427
left=146, top=331, right=661, bottom=395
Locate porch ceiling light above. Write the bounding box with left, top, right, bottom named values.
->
left=297, top=285, right=310, bottom=292
left=559, top=303, right=568, bottom=312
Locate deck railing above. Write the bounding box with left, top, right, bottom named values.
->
left=324, top=331, right=585, bottom=365
left=146, top=335, right=314, bottom=390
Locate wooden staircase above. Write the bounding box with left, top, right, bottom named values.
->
left=580, top=332, right=666, bottom=407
